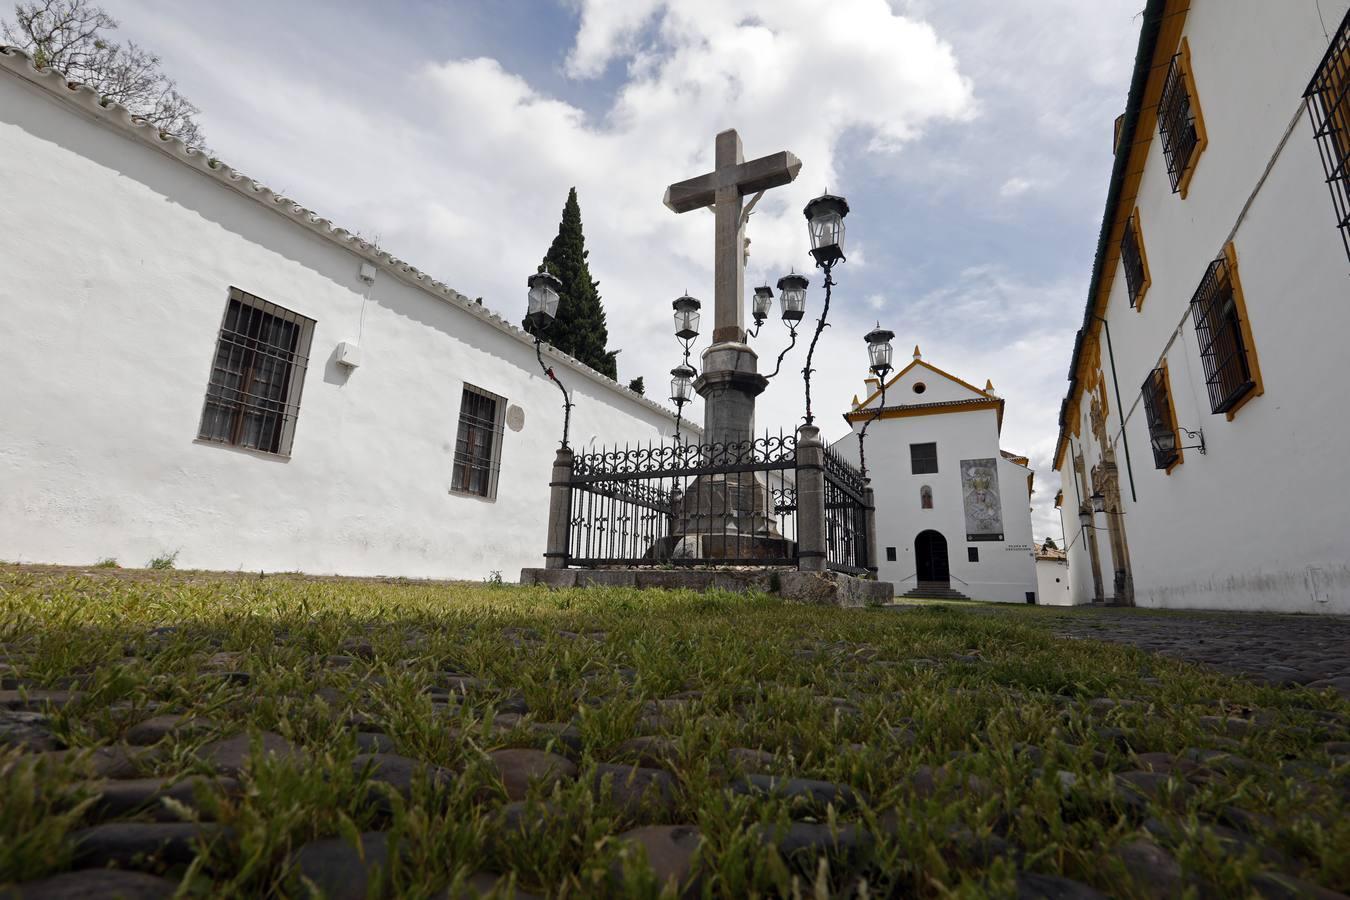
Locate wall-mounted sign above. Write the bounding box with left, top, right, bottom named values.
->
left=961, top=457, right=1005, bottom=542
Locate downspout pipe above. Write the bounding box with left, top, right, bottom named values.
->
left=1090, top=314, right=1137, bottom=503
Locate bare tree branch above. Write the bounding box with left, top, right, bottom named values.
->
left=3, top=0, right=207, bottom=151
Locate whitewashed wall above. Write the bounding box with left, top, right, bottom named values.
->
left=837, top=364, right=1037, bottom=604
left=0, top=63, right=682, bottom=580
left=1036, top=558, right=1075, bottom=607
left=1059, top=0, right=1350, bottom=612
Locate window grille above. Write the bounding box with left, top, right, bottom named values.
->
left=1189, top=257, right=1255, bottom=415
left=885, top=547, right=897, bottom=562
left=967, top=546, right=979, bottom=563
left=1140, top=367, right=1179, bottom=469
left=197, top=288, right=313, bottom=456
left=1305, top=5, right=1350, bottom=262
left=451, top=385, right=506, bottom=499
left=1158, top=53, right=1200, bottom=194
left=1121, top=213, right=1147, bottom=307
left=910, top=442, right=938, bottom=475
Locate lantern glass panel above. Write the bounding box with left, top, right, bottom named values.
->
left=674, top=308, right=701, bottom=341
left=527, top=275, right=560, bottom=322
left=670, top=374, right=692, bottom=404
left=809, top=210, right=844, bottom=254
left=869, top=339, right=893, bottom=373
left=1091, top=491, right=1106, bottom=513
left=1079, top=510, right=1092, bottom=527
left=1150, top=425, right=1176, bottom=454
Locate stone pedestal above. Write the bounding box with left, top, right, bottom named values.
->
left=693, top=342, right=767, bottom=447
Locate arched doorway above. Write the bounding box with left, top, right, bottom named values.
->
left=915, top=530, right=950, bottom=585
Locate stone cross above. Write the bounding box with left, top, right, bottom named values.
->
left=665, top=129, right=801, bottom=344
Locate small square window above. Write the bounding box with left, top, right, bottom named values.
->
left=967, top=547, right=979, bottom=563
left=198, top=287, right=314, bottom=457
left=451, top=385, right=507, bottom=500
left=885, top=547, right=897, bottom=562
left=910, top=442, right=938, bottom=475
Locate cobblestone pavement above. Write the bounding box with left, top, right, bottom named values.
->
left=1046, top=608, right=1350, bottom=697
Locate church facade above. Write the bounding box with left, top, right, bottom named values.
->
left=0, top=47, right=684, bottom=580
left=1053, top=0, right=1350, bottom=613
left=833, top=351, right=1037, bottom=604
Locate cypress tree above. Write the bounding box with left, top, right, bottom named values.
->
left=524, top=188, right=616, bottom=379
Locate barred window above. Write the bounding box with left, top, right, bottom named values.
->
left=1141, top=367, right=1180, bottom=470
left=1158, top=51, right=1201, bottom=194
left=197, top=288, right=313, bottom=456
left=1304, top=5, right=1350, bottom=261
left=910, top=442, right=938, bottom=475
left=1121, top=212, right=1149, bottom=308
left=451, top=385, right=506, bottom=499
left=1189, top=256, right=1255, bottom=415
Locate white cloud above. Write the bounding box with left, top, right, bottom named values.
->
left=999, top=176, right=1035, bottom=198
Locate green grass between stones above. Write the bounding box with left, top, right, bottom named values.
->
left=0, top=570, right=1346, bottom=898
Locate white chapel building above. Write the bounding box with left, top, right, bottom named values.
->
left=0, top=47, right=685, bottom=580
left=832, top=349, right=1037, bottom=603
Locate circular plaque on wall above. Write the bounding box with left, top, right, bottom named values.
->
left=506, top=404, right=526, bottom=432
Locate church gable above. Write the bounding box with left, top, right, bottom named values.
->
left=853, top=354, right=993, bottom=412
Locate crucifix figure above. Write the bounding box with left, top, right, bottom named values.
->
left=665, top=129, right=801, bottom=446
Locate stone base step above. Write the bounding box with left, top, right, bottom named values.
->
left=899, top=582, right=972, bottom=601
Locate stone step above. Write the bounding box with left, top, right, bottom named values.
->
left=899, top=582, right=972, bottom=601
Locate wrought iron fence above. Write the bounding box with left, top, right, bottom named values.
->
left=823, top=442, right=872, bottom=575
left=566, top=432, right=798, bottom=567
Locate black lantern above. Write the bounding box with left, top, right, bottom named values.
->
left=1150, top=423, right=1177, bottom=456
left=752, top=285, right=774, bottom=326
left=804, top=193, right=850, bottom=266
left=670, top=364, right=696, bottom=406
left=526, top=271, right=562, bottom=328
left=1079, top=507, right=1093, bottom=528
left=526, top=268, right=572, bottom=448
left=1091, top=490, right=1106, bottom=514
left=864, top=324, right=895, bottom=376
left=776, top=273, right=808, bottom=323
left=673, top=294, right=701, bottom=342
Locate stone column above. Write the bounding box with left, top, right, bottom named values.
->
left=544, top=446, right=574, bottom=569
left=863, top=485, right=878, bottom=579
left=796, top=424, right=826, bottom=572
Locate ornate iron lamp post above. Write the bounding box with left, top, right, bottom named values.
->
left=526, top=270, right=573, bottom=448
left=763, top=272, right=807, bottom=379
left=801, top=193, right=850, bottom=425
left=669, top=294, right=703, bottom=443
left=670, top=363, right=696, bottom=442
left=857, top=324, right=895, bottom=477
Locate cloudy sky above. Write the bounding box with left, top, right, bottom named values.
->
left=86, top=0, right=1145, bottom=542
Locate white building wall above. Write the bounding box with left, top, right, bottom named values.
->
left=1057, top=0, right=1350, bottom=613
left=840, top=365, right=1037, bottom=604
left=1036, top=558, right=1075, bottom=606
left=0, top=62, right=681, bottom=580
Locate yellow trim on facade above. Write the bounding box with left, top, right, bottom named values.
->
left=1221, top=241, right=1264, bottom=421
left=1055, top=0, right=1191, bottom=475
left=1176, top=37, right=1209, bottom=200
left=1130, top=206, right=1153, bottom=312
left=842, top=397, right=1003, bottom=424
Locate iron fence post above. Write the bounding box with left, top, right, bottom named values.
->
left=796, top=424, right=826, bottom=572
left=863, top=484, right=878, bottom=578
left=544, top=446, right=575, bottom=569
